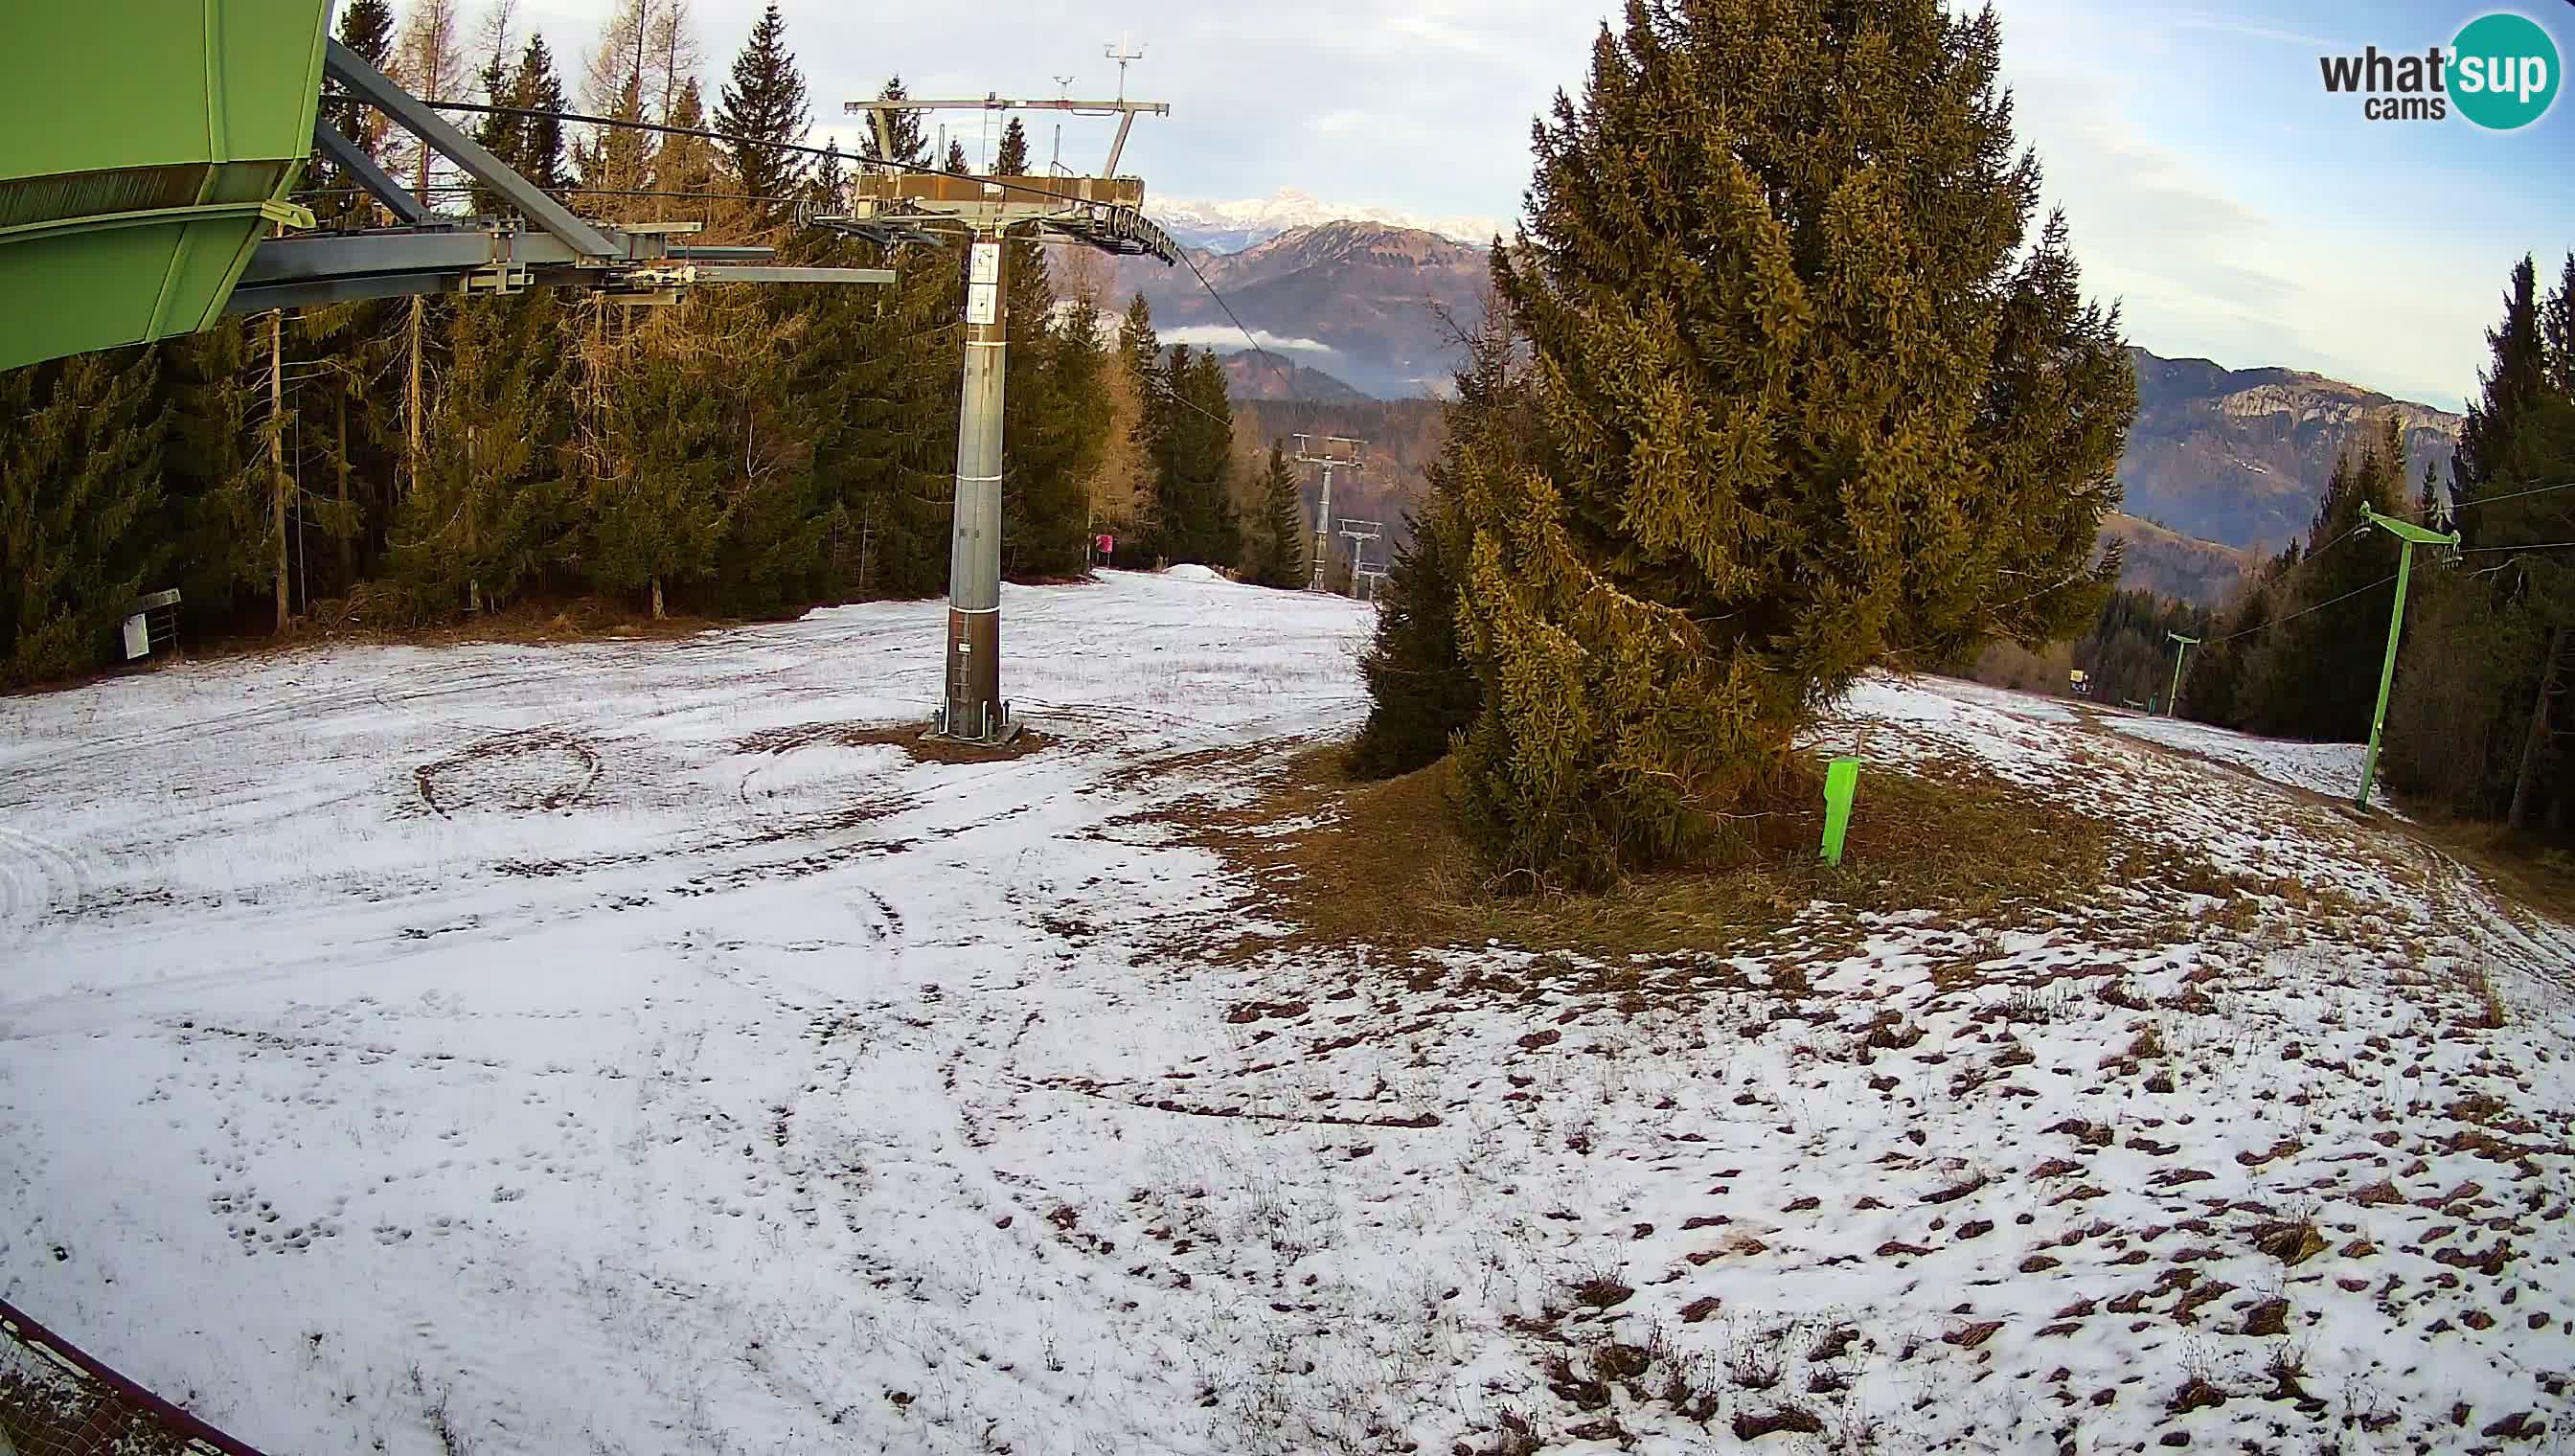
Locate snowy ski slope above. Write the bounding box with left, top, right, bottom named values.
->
left=3, top=570, right=2570, bottom=1455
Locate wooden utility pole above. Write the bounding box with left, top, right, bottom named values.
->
left=335, top=389, right=353, bottom=588
left=406, top=298, right=423, bottom=499
left=270, top=308, right=289, bottom=632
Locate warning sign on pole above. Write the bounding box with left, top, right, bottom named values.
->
left=966, top=283, right=998, bottom=325
left=968, top=241, right=1001, bottom=284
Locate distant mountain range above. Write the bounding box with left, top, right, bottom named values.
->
left=1113, top=221, right=1488, bottom=399
left=1147, top=188, right=1504, bottom=254
left=2121, top=350, right=2461, bottom=551
left=1144, top=216, right=2465, bottom=604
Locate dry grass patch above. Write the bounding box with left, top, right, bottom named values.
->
left=1153, top=743, right=2124, bottom=968
left=735, top=720, right=1058, bottom=764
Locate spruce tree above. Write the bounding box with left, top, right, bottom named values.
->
left=809, top=140, right=848, bottom=214
left=1004, top=292, right=1112, bottom=580
left=151, top=321, right=268, bottom=623
left=310, top=0, right=399, bottom=226
left=1352, top=297, right=1522, bottom=778
left=716, top=2, right=810, bottom=228
left=0, top=351, right=171, bottom=687
left=1252, top=445, right=1309, bottom=588
left=706, top=288, right=830, bottom=615
left=656, top=81, right=720, bottom=198
left=1115, top=294, right=1167, bottom=547
left=396, top=291, right=572, bottom=613
left=1444, top=0, right=2135, bottom=886
left=860, top=78, right=928, bottom=171
left=1150, top=345, right=1239, bottom=566
left=513, top=36, right=573, bottom=199
left=2455, top=257, right=2546, bottom=551
left=945, top=140, right=971, bottom=175
left=585, top=315, right=728, bottom=618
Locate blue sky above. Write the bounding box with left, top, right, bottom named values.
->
left=504, top=0, right=2574, bottom=408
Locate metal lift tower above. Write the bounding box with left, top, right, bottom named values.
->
left=834, top=88, right=1180, bottom=744
left=1293, top=435, right=1365, bottom=591
left=1335, top=518, right=1384, bottom=600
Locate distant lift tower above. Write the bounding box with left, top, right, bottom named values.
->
left=834, top=88, right=1180, bottom=744
left=1293, top=435, right=1366, bottom=590
left=1335, top=518, right=1385, bottom=600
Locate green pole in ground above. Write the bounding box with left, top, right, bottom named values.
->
left=1819, top=757, right=1862, bottom=867
left=2166, top=633, right=2199, bottom=718
left=2355, top=505, right=2460, bottom=813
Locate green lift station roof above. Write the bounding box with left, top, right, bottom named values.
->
left=0, top=0, right=332, bottom=372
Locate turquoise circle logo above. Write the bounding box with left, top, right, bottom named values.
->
left=2451, top=11, right=2561, bottom=129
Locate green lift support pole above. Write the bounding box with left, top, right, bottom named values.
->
left=2354, top=505, right=2461, bottom=813
left=2165, top=633, right=2199, bottom=718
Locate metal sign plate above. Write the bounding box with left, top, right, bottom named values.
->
left=968, top=241, right=1001, bottom=285
left=966, top=282, right=999, bottom=325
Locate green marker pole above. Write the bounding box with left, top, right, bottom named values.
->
left=1819, top=757, right=1861, bottom=867
left=2354, top=506, right=2459, bottom=813
left=2165, top=633, right=2199, bottom=719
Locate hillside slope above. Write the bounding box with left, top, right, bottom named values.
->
left=2122, top=349, right=2463, bottom=550
left=1114, top=221, right=1487, bottom=399
left=2101, top=512, right=2257, bottom=606
left=2, top=575, right=2568, bottom=1456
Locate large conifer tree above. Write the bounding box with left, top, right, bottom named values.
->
left=716, top=3, right=810, bottom=228
left=0, top=352, right=171, bottom=687
left=2455, top=258, right=2547, bottom=552
left=1251, top=445, right=1309, bottom=588
left=1442, top=0, right=2134, bottom=886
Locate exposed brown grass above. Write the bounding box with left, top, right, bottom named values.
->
left=735, top=720, right=1058, bottom=764
left=1151, top=742, right=2123, bottom=967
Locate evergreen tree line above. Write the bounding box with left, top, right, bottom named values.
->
left=1, top=0, right=1301, bottom=692
left=2069, top=590, right=2215, bottom=713
left=1348, top=0, right=2137, bottom=890
left=2177, top=254, right=2575, bottom=836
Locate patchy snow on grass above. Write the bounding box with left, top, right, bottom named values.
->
left=3, top=575, right=2570, bottom=1456
left=2104, top=712, right=2375, bottom=807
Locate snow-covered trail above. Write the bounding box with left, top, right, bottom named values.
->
left=3, top=574, right=2571, bottom=1456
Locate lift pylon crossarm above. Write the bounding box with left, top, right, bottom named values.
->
left=842, top=96, right=1171, bottom=181
left=831, top=171, right=1181, bottom=263
left=2361, top=505, right=2461, bottom=548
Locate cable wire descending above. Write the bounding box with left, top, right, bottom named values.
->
left=2421, top=477, right=2575, bottom=519
left=2205, top=572, right=2400, bottom=645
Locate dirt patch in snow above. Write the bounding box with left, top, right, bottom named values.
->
left=734, top=719, right=1060, bottom=764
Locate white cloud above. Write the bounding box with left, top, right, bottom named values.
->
left=1158, top=326, right=1335, bottom=355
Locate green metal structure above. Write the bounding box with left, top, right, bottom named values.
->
left=2354, top=506, right=2460, bottom=813
left=0, top=1, right=330, bottom=373
left=2165, top=632, right=2199, bottom=719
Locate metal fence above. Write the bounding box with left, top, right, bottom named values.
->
left=0, top=1296, right=266, bottom=1456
